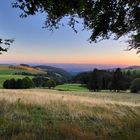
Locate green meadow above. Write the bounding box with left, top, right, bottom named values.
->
left=55, top=84, right=89, bottom=92
left=0, top=65, right=37, bottom=88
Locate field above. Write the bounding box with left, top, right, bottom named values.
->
left=55, top=84, right=89, bottom=91
left=0, top=65, right=43, bottom=75
left=0, top=75, right=33, bottom=88
left=0, top=89, right=140, bottom=140
left=0, top=65, right=45, bottom=88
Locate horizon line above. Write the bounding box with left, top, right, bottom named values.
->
left=0, top=62, right=139, bottom=67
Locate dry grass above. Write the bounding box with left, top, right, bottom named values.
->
left=0, top=89, right=140, bottom=107
left=0, top=89, right=140, bottom=140
left=16, top=65, right=46, bottom=74
left=0, top=89, right=140, bottom=119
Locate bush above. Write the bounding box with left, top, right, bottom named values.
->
left=3, top=79, right=16, bottom=89
left=3, top=77, right=34, bottom=89
left=46, top=79, right=56, bottom=89
left=3, top=80, right=10, bottom=89
left=130, top=78, right=140, bottom=93
left=9, top=78, right=16, bottom=88
left=32, top=76, right=49, bottom=87
left=22, top=77, right=34, bottom=89
left=15, top=79, right=23, bottom=89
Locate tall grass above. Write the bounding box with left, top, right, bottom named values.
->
left=0, top=89, right=140, bottom=140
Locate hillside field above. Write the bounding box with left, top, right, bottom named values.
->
left=0, top=75, right=33, bottom=88
left=0, top=65, right=45, bottom=88
left=0, top=65, right=43, bottom=75
left=0, top=89, right=140, bottom=140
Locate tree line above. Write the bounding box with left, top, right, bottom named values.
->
left=73, top=68, right=140, bottom=93
left=3, top=68, right=140, bottom=93
left=3, top=77, right=56, bottom=89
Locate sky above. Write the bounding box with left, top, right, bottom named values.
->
left=0, top=0, right=139, bottom=66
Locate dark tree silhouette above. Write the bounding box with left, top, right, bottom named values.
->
left=22, top=77, right=34, bottom=89
left=32, top=76, right=49, bottom=87
left=0, top=38, right=14, bottom=54
left=3, top=80, right=10, bottom=89
left=13, top=0, right=140, bottom=52
left=74, top=72, right=89, bottom=85
left=130, top=78, right=140, bottom=93
left=47, top=79, right=56, bottom=89
left=111, top=68, right=125, bottom=92
left=87, top=69, right=102, bottom=92
left=3, top=77, right=34, bottom=89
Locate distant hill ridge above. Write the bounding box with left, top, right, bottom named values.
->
left=124, top=65, right=140, bottom=70
left=0, top=64, right=139, bottom=75
left=35, top=65, right=71, bottom=79
left=42, top=64, right=140, bottom=74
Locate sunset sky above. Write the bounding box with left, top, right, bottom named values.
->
left=0, top=0, right=139, bottom=66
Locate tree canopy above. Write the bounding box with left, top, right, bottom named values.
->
left=130, top=78, right=140, bottom=93
left=0, top=39, right=14, bottom=54
left=13, top=0, right=140, bottom=53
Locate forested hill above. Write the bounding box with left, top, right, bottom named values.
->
left=44, top=64, right=140, bottom=74
left=124, top=66, right=140, bottom=70
left=35, top=65, right=72, bottom=82
left=108, top=66, right=140, bottom=74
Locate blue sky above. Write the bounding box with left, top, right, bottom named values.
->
left=0, top=0, right=139, bottom=65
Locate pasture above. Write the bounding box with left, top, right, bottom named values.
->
left=55, top=83, right=89, bottom=91
left=0, top=75, right=33, bottom=88
left=0, top=65, right=43, bottom=88
left=0, top=89, right=140, bottom=140
left=0, top=65, right=41, bottom=75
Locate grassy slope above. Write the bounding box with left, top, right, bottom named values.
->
left=0, top=89, right=140, bottom=140
left=0, top=65, right=44, bottom=75
left=55, top=84, right=89, bottom=91
left=0, top=75, right=33, bottom=88
left=0, top=65, right=45, bottom=88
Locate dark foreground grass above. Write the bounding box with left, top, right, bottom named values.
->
left=0, top=99, right=140, bottom=140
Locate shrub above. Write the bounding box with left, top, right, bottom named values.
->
left=3, top=79, right=16, bottom=89
left=15, top=79, right=23, bottom=89
left=130, top=78, right=140, bottom=93
left=46, top=79, right=56, bottom=89
left=3, top=77, right=34, bottom=89
left=3, top=80, right=10, bottom=89
left=9, top=78, right=16, bottom=88
left=22, top=77, right=34, bottom=89
left=32, top=76, right=49, bottom=87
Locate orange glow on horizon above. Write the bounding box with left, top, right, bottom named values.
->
left=0, top=50, right=139, bottom=66
left=0, top=58, right=139, bottom=66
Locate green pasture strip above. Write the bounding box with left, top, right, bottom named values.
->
left=55, top=83, right=89, bottom=91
